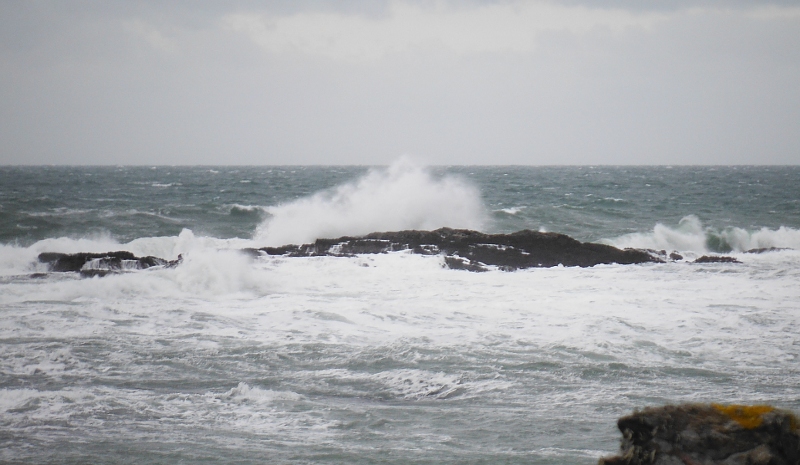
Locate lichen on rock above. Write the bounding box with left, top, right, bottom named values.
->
left=599, top=404, right=800, bottom=465
left=711, top=404, right=775, bottom=430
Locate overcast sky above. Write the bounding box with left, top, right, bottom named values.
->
left=2, top=0, right=799, bottom=165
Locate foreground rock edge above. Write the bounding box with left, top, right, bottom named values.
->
left=599, top=403, right=800, bottom=465
left=35, top=227, right=755, bottom=275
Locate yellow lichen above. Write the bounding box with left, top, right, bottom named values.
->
left=712, top=404, right=774, bottom=429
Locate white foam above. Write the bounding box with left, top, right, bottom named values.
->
left=229, top=204, right=268, bottom=213
left=151, top=183, right=179, bottom=187
left=1, top=243, right=799, bottom=456
left=0, top=388, right=42, bottom=412
left=0, top=233, right=131, bottom=276
left=254, top=157, right=487, bottom=246
left=603, top=215, right=709, bottom=252
left=220, top=382, right=303, bottom=404
left=718, top=225, right=800, bottom=252
left=603, top=215, right=800, bottom=253
left=171, top=247, right=270, bottom=297
left=368, top=368, right=497, bottom=400
left=0, top=229, right=262, bottom=277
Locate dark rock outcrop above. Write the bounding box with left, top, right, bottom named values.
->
left=599, top=404, right=800, bottom=465
left=443, top=256, right=490, bottom=272
left=745, top=247, right=790, bottom=254
left=38, top=251, right=180, bottom=274
left=253, top=228, right=661, bottom=271
left=644, top=249, right=684, bottom=262
left=37, top=228, right=661, bottom=276
left=693, top=255, right=741, bottom=264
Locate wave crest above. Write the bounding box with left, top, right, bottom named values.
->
left=604, top=215, right=800, bottom=253
left=220, top=382, right=303, bottom=404
left=254, top=158, right=487, bottom=246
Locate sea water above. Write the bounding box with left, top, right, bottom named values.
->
left=1, top=162, right=799, bottom=464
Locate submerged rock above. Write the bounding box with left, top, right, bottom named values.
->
left=255, top=228, right=661, bottom=270
left=745, top=247, right=790, bottom=254
left=599, top=404, right=800, bottom=465
left=693, top=255, right=741, bottom=264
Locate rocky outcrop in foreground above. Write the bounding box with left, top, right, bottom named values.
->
left=37, top=228, right=667, bottom=275
left=246, top=227, right=660, bottom=271
left=600, top=404, right=800, bottom=465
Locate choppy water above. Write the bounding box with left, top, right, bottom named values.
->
left=1, top=162, right=799, bottom=464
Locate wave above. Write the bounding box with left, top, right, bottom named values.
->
left=603, top=215, right=800, bottom=253
left=150, top=183, right=181, bottom=188
left=254, top=158, right=487, bottom=247
left=0, top=241, right=272, bottom=304
left=496, top=206, right=525, bottom=215
left=219, top=383, right=303, bottom=404
left=228, top=204, right=268, bottom=216
left=0, top=229, right=254, bottom=278
left=24, top=208, right=93, bottom=218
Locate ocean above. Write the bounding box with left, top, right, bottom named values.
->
left=1, top=161, right=799, bottom=464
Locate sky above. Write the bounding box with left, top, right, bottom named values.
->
left=1, top=0, right=799, bottom=165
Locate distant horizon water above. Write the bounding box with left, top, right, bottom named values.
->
left=4, top=163, right=799, bottom=167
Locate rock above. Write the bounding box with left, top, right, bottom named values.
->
left=38, top=251, right=179, bottom=274
left=599, top=404, right=800, bottom=465
left=745, top=247, right=790, bottom=254
left=443, top=256, right=489, bottom=272
left=37, top=228, right=661, bottom=276
left=258, top=228, right=661, bottom=270
left=38, top=251, right=135, bottom=272
left=693, top=255, right=741, bottom=264
left=650, top=250, right=684, bottom=261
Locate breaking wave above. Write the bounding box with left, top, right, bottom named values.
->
left=219, top=383, right=303, bottom=404
left=254, top=158, right=487, bottom=246
left=603, top=215, right=800, bottom=253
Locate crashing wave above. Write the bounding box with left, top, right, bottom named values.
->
left=603, top=215, right=800, bottom=253
left=254, top=158, right=487, bottom=246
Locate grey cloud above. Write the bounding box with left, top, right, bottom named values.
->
left=1, top=1, right=799, bottom=165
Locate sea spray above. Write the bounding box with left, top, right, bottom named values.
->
left=602, top=215, right=800, bottom=253
left=254, top=158, right=487, bottom=246
left=601, top=215, right=709, bottom=252
left=717, top=225, right=800, bottom=252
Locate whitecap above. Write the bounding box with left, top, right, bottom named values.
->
left=254, top=157, right=487, bottom=247
left=220, top=382, right=303, bottom=404
left=497, top=206, right=525, bottom=215
left=602, top=215, right=800, bottom=253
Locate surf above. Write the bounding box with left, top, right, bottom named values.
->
left=254, top=158, right=488, bottom=246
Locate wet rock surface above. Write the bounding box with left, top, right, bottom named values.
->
left=694, top=255, right=742, bottom=264
left=38, top=251, right=180, bottom=274
left=745, top=247, right=790, bottom=254
left=669, top=252, right=684, bottom=261
left=600, top=404, right=800, bottom=465
left=251, top=228, right=661, bottom=271
left=38, top=228, right=663, bottom=276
